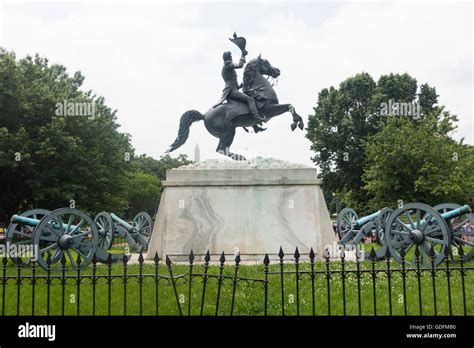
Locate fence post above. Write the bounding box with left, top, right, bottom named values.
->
left=230, top=253, right=241, bottom=316
left=400, top=247, right=408, bottom=315
left=166, top=255, right=182, bottom=316
left=60, top=255, right=66, bottom=316
left=92, top=256, right=97, bottom=316
left=414, top=246, right=422, bottom=316
left=325, top=248, right=331, bottom=316
left=122, top=254, right=128, bottom=316
left=278, top=247, right=285, bottom=316
left=294, top=248, right=300, bottom=316
left=309, top=247, right=315, bottom=316
left=370, top=247, right=377, bottom=316
left=444, top=246, right=452, bottom=315
left=199, top=251, right=210, bottom=316
left=263, top=253, right=269, bottom=316
left=215, top=252, right=225, bottom=316
left=154, top=252, right=160, bottom=316
left=188, top=250, right=194, bottom=316
left=138, top=252, right=144, bottom=316
left=459, top=246, right=467, bottom=316
left=385, top=247, right=392, bottom=316
left=76, top=255, right=82, bottom=316
left=429, top=246, right=437, bottom=316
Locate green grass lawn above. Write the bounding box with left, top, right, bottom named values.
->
left=0, top=254, right=472, bottom=316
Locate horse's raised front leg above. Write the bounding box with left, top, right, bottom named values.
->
left=216, top=129, right=247, bottom=161
left=262, top=103, right=304, bottom=131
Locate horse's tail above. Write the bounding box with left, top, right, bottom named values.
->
left=166, top=110, right=204, bottom=153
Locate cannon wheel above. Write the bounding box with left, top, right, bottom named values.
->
left=375, top=208, right=393, bottom=245
left=94, top=212, right=114, bottom=251
left=133, top=212, right=153, bottom=240
left=33, top=208, right=98, bottom=271
left=385, top=203, right=450, bottom=266
left=432, top=203, right=474, bottom=262
left=337, top=208, right=358, bottom=243
left=5, top=209, right=51, bottom=266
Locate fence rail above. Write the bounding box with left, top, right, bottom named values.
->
left=0, top=245, right=472, bottom=316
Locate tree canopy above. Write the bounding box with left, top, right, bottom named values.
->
left=306, top=72, right=472, bottom=213
left=0, top=49, right=191, bottom=222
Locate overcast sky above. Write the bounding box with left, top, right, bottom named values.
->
left=1, top=0, right=472, bottom=165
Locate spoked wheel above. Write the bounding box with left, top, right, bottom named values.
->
left=6, top=209, right=51, bottom=266
left=94, top=212, right=114, bottom=250
left=385, top=203, right=450, bottom=266
left=33, top=208, right=98, bottom=271
left=133, top=212, right=153, bottom=240
left=375, top=208, right=393, bottom=245
left=337, top=208, right=358, bottom=243
left=432, top=203, right=474, bottom=262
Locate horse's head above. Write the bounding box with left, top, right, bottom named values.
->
left=255, top=54, right=280, bottom=78
left=243, top=55, right=281, bottom=91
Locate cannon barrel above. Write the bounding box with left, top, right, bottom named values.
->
left=353, top=210, right=381, bottom=228
left=110, top=213, right=136, bottom=233
left=11, top=215, right=41, bottom=227
left=11, top=214, right=82, bottom=234
left=414, top=204, right=472, bottom=228
left=440, top=204, right=471, bottom=220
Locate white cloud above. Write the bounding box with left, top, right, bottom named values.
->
left=1, top=1, right=472, bottom=165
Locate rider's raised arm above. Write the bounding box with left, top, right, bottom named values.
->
left=233, top=53, right=246, bottom=69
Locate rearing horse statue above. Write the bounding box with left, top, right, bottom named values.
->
left=166, top=55, right=304, bottom=160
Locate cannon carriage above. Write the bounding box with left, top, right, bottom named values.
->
left=7, top=208, right=127, bottom=271
left=336, top=202, right=473, bottom=266
left=384, top=203, right=473, bottom=266
left=5, top=208, right=153, bottom=271
left=336, top=207, right=393, bottom=259
left=94, top=211, right=152, bottom=253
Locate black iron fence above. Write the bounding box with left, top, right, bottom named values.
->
left=0, top=245, right=472, bottom=316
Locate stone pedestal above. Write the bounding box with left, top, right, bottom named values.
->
left=146, top=158, right=335, bottom=261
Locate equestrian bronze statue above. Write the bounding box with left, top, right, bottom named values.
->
left=167, top=33, right=304, bottom=160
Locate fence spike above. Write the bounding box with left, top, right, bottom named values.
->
left=188, top=250, right=194, bottom=262
left=76, top=254, right=82, bottom=266
left=400, top=246, right=406, bottom=258
left=278, top=246, right=284, bottom=259
left=294, top=247, right=300, bottom=260
left=309, top=247, right=315, bottom=261
left=235, top=253, right=241, bottom=265
left=444, top=245, right=450, bottom=257
left=138, top=252, right=144, bottom=264
left=263, top=253, right=270, bottom=266
left=219, top=251, right=225, bottom=264
left=369, top=246, right=376, bottom=260
left=165, top=255, right=172, bottom=267
left=204, top=250, right=211, bottom=263
left=429, top=244, right=435, bottom=258
left=122, top=254, right=128, bottom=265
left=61, top=254, right=67, bottom=266
left=154, top=252, right=160, bottom=264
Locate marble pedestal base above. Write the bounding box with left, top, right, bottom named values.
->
left=146, top=159, right=336, bottom=262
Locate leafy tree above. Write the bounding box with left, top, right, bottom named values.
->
left=0, top=49, right=133, bottom=221
left=126, top=172, right=161, bottom=217
left=362, top=112, right=473, bottom=208
left=306, top=72, right=440, bottom=213
left=130, top=154, right=192, bottom=181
